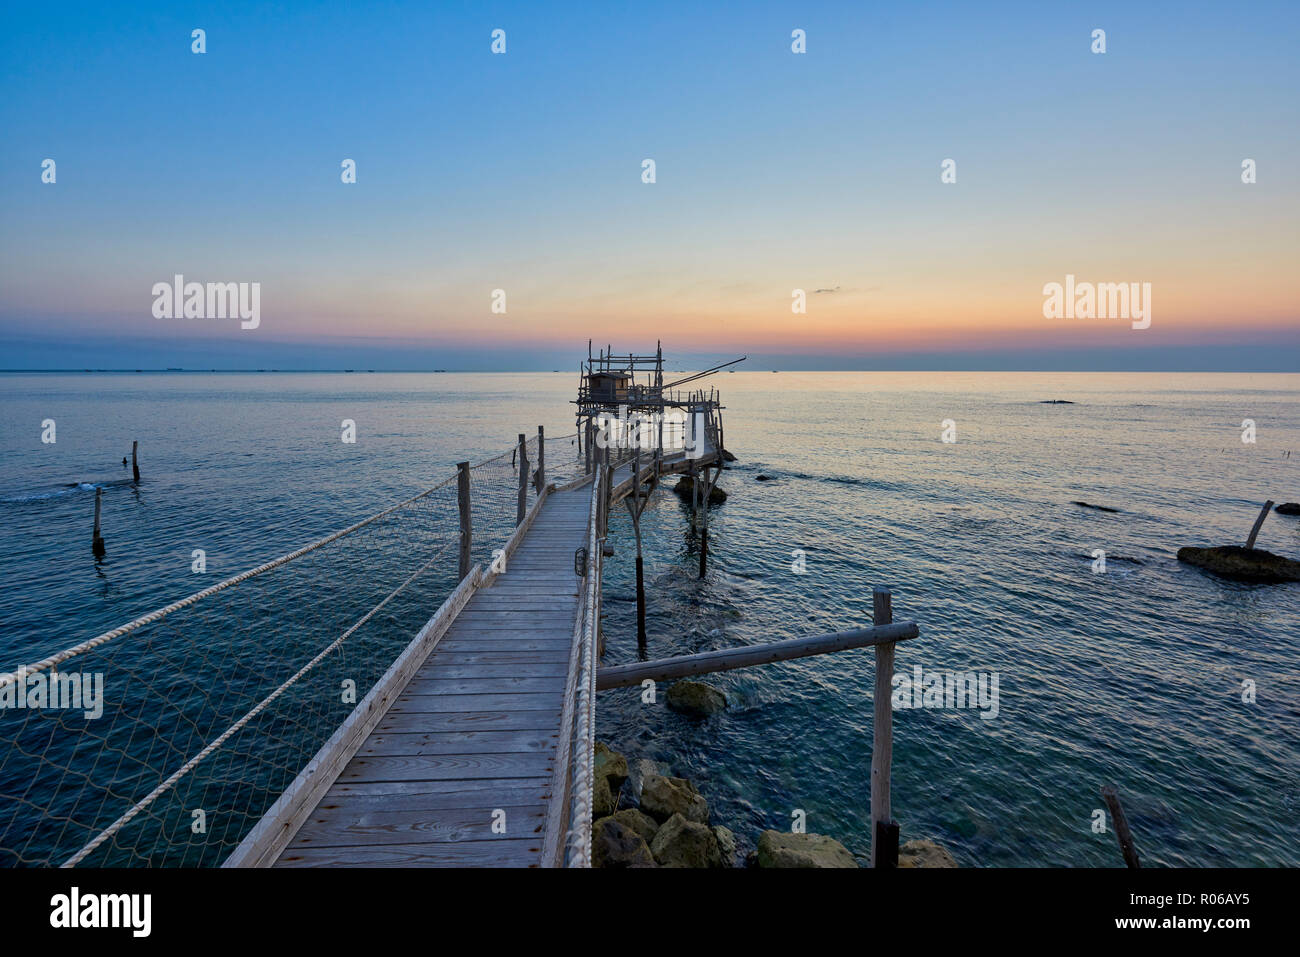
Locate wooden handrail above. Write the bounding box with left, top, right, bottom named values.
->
left=594, top=621, right=918, bottom=689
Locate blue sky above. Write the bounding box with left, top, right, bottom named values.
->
left=2, top=1, right=1297, bottom=370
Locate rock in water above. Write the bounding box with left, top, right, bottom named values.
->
left=609, top=807, right=660, bottom=844
left=594, top=741, right=629, bottom=795
left=639, top=773, right=709, bottom=824
left=1276, top=502, right=1300, bottom=515
left=592, top=818, right=657, bottom=868
left=650, top=813, right=723, bottom=868
left=898, top=839, right=959, bottom=868
left=1177, top=545, right=1300, bottom=583
left=593, top=773, right=615, bottom=818
left=666, top=680, right=727, bottom=716
left=755, top=831, right=858, bottom=868
left=721, top=449, right=737, bottom=462
left=713, top=825, right=738, bottom=867
left=1071, top=501, right=1119, bottom=513
left=673, top=475, right=727, bottom=504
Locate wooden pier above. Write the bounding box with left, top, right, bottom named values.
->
left=226, top=345, right=920, bottom=868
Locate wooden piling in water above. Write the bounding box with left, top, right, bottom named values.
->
left=516, top=433, right=528, bottom=526
left=131, top=441, right=139, bottom=483
left=1101, top=784, right=1141, bottom=868
left=536, top=425, right=545, bottom=492
left=456, top=462, right=472, bottom=581
left=1245, top=500, right=1274, bottom=550
left=870, top=586, right=897, bottom=868
left=92, top=487, right=106, bottom=557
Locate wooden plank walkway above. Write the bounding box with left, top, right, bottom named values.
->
left=261, top=441, right=719, bottom=868
left=273, top=487, right=593, bottom=867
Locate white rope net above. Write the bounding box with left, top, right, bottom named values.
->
left=0, top=434, right=580, bottom=867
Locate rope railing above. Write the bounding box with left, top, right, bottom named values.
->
left=0, top=433, right=583, bottom=867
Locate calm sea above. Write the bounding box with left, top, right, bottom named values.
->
left=1, top=371, right=1297, bottom=866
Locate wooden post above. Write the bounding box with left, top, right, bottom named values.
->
left=456, top=462, right=472, bottom=581
left=870, top=586, right=896, bottom=868
left=131, top=441, right=139, bottom=483
left=1245, top=500, right=1274, bottom=550
left=1101, top=784, right=1141, bottom=868
left=516, top=433, right=528, bottom=526
left=92, top=487, right=106, bottom=557
left=535, top=425, right=545, bottom=492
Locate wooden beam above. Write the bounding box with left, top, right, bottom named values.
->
left=870, top=587, right=895, bottom=868
left=595, top=621, right=918, bottom=689
left=1245, top=500, right=1274, bottom=550
left=1100, top=784, right=1141, bottom=868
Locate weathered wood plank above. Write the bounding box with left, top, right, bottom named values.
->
left=375, top=709, right=562, bottom=733
left=286, top=804, right=548, bottom=849
left=388, top=691, right=562, bottom=713
left=276, top=839, right=543, bottom=868
left=362, top=729, right=557, bottom=756
left=337, top=751, right=554, bottom=783
left=403, top=676, right=566, bottom=695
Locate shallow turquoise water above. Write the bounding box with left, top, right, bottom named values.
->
left=1, top=371, right=1297, bottom=865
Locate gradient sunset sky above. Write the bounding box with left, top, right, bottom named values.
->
left=2, top=1, right=1297, bottom=370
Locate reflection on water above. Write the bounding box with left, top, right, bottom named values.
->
left=1, top=371, right=1297, bottom=865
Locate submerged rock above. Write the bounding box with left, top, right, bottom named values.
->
left=665, top=680, right=727, bottom=717
left=1040, top=399, right=1075, bottom=404
left=593, top=773, right=616, bottom=818
left=755, top=831, right=858, bottom=868
left=713, top=825, right=738, bottom=867
left=1071, top=501, right=1120, bottom=513
left=608, top=807, right=660, bottom=844
left=755, top=474, right=773, bottom=481
left=721, top=449, right=737, bottom=462
left=639, top=773, right=709, bottom=824
left=1275, top=502, right=1300, bottom=515
left=592, top=817, right=657, bottom=868
left=650, top=813, right=723, bottom=868
left=594, top=742, right=629, bottom=796
left=1177, top=545, right=1300, bottom=583
left=673, top=475, right=728, bottom=504
left=898, top=839, right=958, bottom=868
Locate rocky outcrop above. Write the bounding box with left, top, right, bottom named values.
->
left=1275, top=502, right=1300, bottom=515
left=898, top=839, right=958, bottom=868
left=608, top=807, right=659, bottom=844
left=595, top=742, right=629, bottom=794
left=650, top=813, right=723, bottom=868
left=639, top=773, right=709, bottom=824
left=592, top=817, right=656, bottom=868
left=755, top=831, right=858, bottom=868
left=673, top=475, right=727, bottom=504
left=665, top=680, right=727, bottom=716
left=1177, top=545, right=1300, bottom=583
left=713, top=825, right=737, bottom=866
left=593, top=773, right=615, bottom=818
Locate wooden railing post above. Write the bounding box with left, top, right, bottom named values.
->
left=456, top=462, right=472, bottom=581
left=536, top=425, right=545, bottom=492
left=516, top=433, right=528, bottom=526
left=870, top=586, right=897, bottom=868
